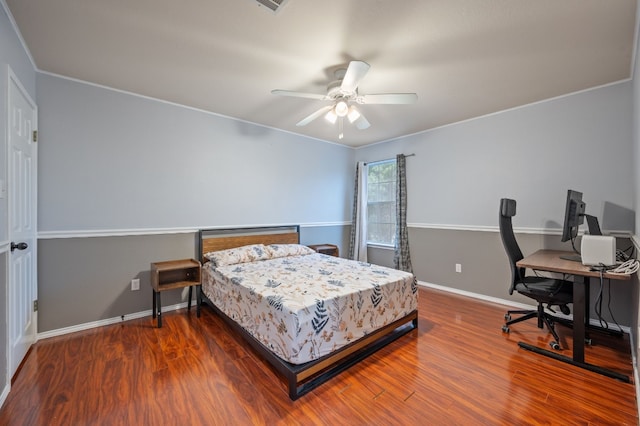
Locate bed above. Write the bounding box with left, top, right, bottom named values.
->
left=197, top=226, right=418, bottom=400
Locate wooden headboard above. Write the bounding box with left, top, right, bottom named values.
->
left=199, top=226, right=300, bottom=260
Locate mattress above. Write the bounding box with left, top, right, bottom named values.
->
left=201, top=248, right=418, bottom=364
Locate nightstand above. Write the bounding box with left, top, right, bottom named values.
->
left=308, top=244, right=339, bottom=257
left=150, top=258, right=201, bottom=328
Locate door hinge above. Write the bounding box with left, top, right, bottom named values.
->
left=32, top=130, right=38, bottom=143
left=33, top=300, right=38, bottom=312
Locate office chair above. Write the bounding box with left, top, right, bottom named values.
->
left=499, top=198, right=573, bottom=350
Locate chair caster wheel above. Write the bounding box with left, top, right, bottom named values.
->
left=504, top=314, right=511, bottom=321
left=550, top=341, right=561, bottom=350
left=502, top=325, right=510, bottom=333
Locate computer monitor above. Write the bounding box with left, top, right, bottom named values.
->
left=561, top=189, right=585, bottom=243
left=585, top=215, right=602, bottom=236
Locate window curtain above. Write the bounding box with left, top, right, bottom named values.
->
left=348, top=161, right=368, bottom=262
left=394, top=154, right=413, bottom=272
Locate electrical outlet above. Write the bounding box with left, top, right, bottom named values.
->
left=131, top=278, right=140, bottom=291
left=455, top=263, right=462, bottom=273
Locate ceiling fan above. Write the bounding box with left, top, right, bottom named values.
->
left=271, top=61, right=418, bottom=139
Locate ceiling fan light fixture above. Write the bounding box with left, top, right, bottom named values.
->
left=272, top=61, right=416, bottom=137
left=347, top=107, right=361, bottom=123
left=325, top=109, right=338, bottom=124
left=335, top=100, right=349, bottom=117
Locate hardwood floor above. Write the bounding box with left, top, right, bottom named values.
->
left=0, top=287, right=637, bottom=425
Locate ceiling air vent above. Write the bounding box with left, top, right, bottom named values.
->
left=253, top=0, right=289, bottom=13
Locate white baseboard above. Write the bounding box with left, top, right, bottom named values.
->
left=0, top=382, right=9, bottom=410
left=418, top=280, right=631, bottom=334
left=419, top=281, right=534, bottom=310
left=37, top=300, right=194, bottom=340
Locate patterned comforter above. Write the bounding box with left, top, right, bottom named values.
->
left=201, top=250, right=418, bottom=364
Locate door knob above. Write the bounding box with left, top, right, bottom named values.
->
left=10, top=242, right=28, bottom=252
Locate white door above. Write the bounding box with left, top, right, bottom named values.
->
left=7, top=69, right=37, bottom=379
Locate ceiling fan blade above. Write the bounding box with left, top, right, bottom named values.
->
left=359, top=93, right=418, bottom=104
left=340, top=61, right=370, bottom=93
left=296, top=105, right=334, bottom=126
left=271, top=89, right=328, bottom=101
left=354, top=112, right=370, bottom=130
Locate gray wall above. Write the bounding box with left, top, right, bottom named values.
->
left=1, top=3, right=37, bottom=401
left=38, top=225, right=349, bottom=332
left=357, top=82, right=634, bottom=232
left=36, top=72, right=355, bottom=332
left=370, top=231, right=634, bottom=326
left=37, top=73, right=354, bottom=233
left=631, top=4, right=640, bottom=366
left=636, top=7, right=640, bottom=240
left=357, top=81, right=637, bottom=327
left=299, top=225, right=351, bottom=258
left=38, top=233, right=198, bottom=331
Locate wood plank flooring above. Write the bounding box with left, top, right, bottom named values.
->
left=0, top=287, right=637, bottom=425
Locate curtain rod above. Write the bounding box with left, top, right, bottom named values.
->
left=364, top=153, right=415, bottom=166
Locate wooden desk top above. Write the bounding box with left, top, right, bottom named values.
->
left=517, top=249, right=631, bottom=281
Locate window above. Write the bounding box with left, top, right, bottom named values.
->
left=367, top=159, right=396, bottom=245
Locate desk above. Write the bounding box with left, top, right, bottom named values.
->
left=516, top=249, right=631, bottom=382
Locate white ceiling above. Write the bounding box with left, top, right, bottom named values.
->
left=5, top=0, right=638, bottom=147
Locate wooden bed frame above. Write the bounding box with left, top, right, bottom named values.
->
left=196, top=225, right=418, bottom=400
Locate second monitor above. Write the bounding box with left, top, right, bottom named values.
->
left=560, top=189, right=603, bottom=261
